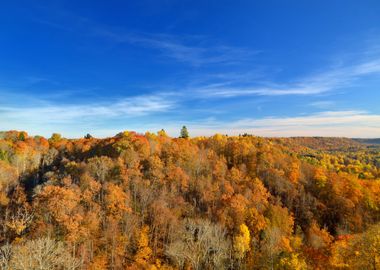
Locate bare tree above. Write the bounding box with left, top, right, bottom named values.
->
left=42, top=148, right=59, bottom=167
left=87, top=156, right=113, bottom=184
left=165, top=219, right=230, bottom=270
left=5, top=206, right=34, bottom=235
left=1, top=237, right=82, bottom=270
left=0, top=244, right=12, bottom=270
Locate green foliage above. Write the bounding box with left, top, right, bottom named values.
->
left=18, top=131, right=27, bottom=141
left=84, top=133, right=93, bottom=139
left=0, top=150, right=8, bottom=162
left=49, top=133, right=62, bottom=143
left=180, top=125, right=189, bottom=138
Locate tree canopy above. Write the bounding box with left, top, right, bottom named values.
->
left=0, top=130, right=379, bottom=269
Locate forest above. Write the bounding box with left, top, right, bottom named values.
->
left=0, top=130, right=379, bottom=270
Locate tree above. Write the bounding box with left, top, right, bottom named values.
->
left=0, top=160, right=18, bottom=206
left=314, top=167, right=328, bottom=188
left=5, top=206, right=34, bottom=236
left=180, top=126, right=189, bottom=139
left=278, top=253, right=307, bottom=270
left=157, top=129, right=167, bottom=137
left=87, top=156, right=113, bottom=183
left=233, top=223, right=251, bottom=261
left=34, top=185, right=82, bottom=244
left=84, top=133, right=93, bottom=139
left=288, top=162, right=300, bottom=184
left=166, top=219, right=230, bottom=270
left=260, top=205, right=295, bottom=269
left=49, top=133, right=62, bottom=143
left=0, top=237, right=81, bottom=270
left=104, top=183, right=131, bottom=217
left=18, top=132, right=27, bottom=141
left=134, top=225, right=153, bottom=267
left=0, top=244, right=12, bottom=270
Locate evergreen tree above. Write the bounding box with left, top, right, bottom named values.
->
left=180, top=126, right=189, bottom=138
left=18, top=132, right=27, bottom=141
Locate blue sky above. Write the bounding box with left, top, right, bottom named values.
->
left=1, top=1, right=380, bottom=138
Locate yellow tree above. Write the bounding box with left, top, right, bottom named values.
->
left=314, top=167, right=328, bottom=188
left=104, top=183, right=131, bottom=218
left=233, top=223, right=251, bottom=260
left=288, top=162, right=300, bottom=184
left=278, top=253, right=307, bottom=270
left=135, top=225, right=153, bottom=267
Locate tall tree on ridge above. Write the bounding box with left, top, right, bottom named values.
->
left=180, top=126, right=189, bottom=139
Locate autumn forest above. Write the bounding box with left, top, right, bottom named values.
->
left=0, top=130, right=379, bottom=269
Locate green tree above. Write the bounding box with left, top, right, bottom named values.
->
left=49, top=133, right=62, bottom=143
left=180, top=126, right=189, bottom=139
left=18, top=131, right=27, bottom=141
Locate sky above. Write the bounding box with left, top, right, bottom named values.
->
left=1, top=0, right=380, bottom=138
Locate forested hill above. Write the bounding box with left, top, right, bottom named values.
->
left=353, top=138, right=380, bottom=145
left=281, top=137, right=365, bottom=151
left=0, top=130, right=379, bottom=269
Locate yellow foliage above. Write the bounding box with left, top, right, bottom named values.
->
left=330, top=225, right=380, bottom=269
left=88, top=254, right=108, bottom=270
left=314, top=167, right=328, bottom=188
left=135, top=226, right=152, bottom=265
left=281, top=237, right=293, bottom=253
left=233, top=223, right=251, bottom=260
left=289, top=162, right=300, bottom=183
left=104, top=183, right=131, bottom=217
left=246, top=207, right=267, bottom=237
left=0, top=192, right=9, bottom=206
left=6, top=220, right=26, bottom=235
left=278, top=253, right=307, bottom=270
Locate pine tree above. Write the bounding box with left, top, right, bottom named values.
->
left=180, top=126, right=189, bottom=138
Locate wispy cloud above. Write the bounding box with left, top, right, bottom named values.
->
left=0, top=93, right=176, bottom=125
left=32, top=5, right=380, bottom=95
left=192, top=58, right=380, bottom=98
left=149, top=111, right=380, bottom=138
left=234, top=110, right=379, bottom=128
left=6, top=5, right=380, bottom=139
left=33, top=10, right=257, bottom=67
left=309, top=100, right=336, bottom=109
left=96, top=30, right=256, bottom=66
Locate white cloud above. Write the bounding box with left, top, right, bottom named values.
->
left=353, top=60, right=380, bottom=75
left=193, top=57, right=380, bottom=98
left=3, top=104, right=379, bottom=138
left=0, top=93, right=176, bottom=126
left=35, top=12, right=257, bottom=67
left=95, top=30, right=257, bottom=66
left=309, top=101, right=335, bottom=109
left=145, top=111, right=380, bottom=138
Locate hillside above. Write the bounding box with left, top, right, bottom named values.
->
left=0, top=130, right=379, bottom=269
left=286, top=137, right=364, bottom=151
left=353, top=138, right=380, bottom=145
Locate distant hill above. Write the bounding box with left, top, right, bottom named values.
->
left=279, top=136, right=364, bottom=151
left=353, top=138, right=380, bottom=145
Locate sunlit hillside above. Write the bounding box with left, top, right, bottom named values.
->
left=0, top=130, right=379, bottom=269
